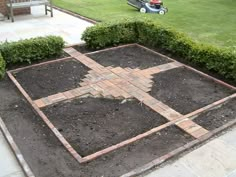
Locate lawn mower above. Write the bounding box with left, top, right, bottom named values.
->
left=127, top=0, right=168, bottom=14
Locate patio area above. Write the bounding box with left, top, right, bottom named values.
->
left=0, top=6, right=93, bottom=45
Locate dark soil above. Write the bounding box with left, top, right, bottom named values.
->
left=86, top=45, right=171, bottom=69
left=150, top=67, right=234, bottom=114
left=147, top=45, right=236, bottom=87
left=73, top=44, right=96, bottom=54
left=42, top=97, right=167, bottom=156
left=14, top=59, right=89, bottom=100
left=0, top=78, right=193, bottom=177
left=193, top=98, right=236, bottom=131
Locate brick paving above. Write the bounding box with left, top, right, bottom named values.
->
left=7, top=44, right=236, bottom=165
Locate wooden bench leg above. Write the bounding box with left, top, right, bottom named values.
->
left=45, top=4, right=48, bottom=15
left=10, top=7, right=14, bottom=22
left=6, top=7, right=10, bottom=20
left=50, top=5, right=53, bottom=17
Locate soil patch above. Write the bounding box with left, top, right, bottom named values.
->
left=86, top=45, right=171, bottom=69
left=193, top=98, right=236, bottom=131
left=42, top=97, right=167, bottom=156
left=13, top=59, right=89, bottom=100
left=0, top=78, right=193, bottom=177
left=147, top=45, right=236, bottom=87
left=73, top=45, right=96, bottom=54
left=150, top=67, right=234, bottom=114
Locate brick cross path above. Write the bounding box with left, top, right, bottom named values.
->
left=34, top=47, right=208, bottom=139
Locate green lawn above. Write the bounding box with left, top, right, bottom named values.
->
left=53, top=0, right=236, bottom=48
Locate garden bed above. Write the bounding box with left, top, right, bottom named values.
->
left=73, top=44, right=96, bottom=54
left=42, top=97, right=167, bottom=156
left=1, top=44, right=236, bottom=177
left=86, top=45, right=171, bottom=69
left=13, top=59, right=89, bottom=99
left=193, top=98, right=236, bottom=131
left=150, top=67, right=234, bottom=114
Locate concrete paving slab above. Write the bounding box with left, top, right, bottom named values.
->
left=145, top=163, right=198, bottom=177
left=228, top=170, right=236, bottom=177
left=0, top=131, right=25, bottom=177
left=0, top=6, right=93, bottom=45
left=181, top=139, right=236, bottom=177
left=219, top=128, right=236, bottom=148
left=145, top=127, right=236, bottom=177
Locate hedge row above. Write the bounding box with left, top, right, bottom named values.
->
left=82, top=19, right=236, bottom=81
left=0, top=36, right=65, bottom=79
left=0, top=36, right=65, bottom=64
left=82, top=18, right=138, bottom=49
left=0, top=53, right=6, bottom=79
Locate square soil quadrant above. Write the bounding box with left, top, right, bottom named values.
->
left=42, top=97, right=168, bottom=156
left=13, top=59, right=89, bottom=100
left=193, top=98, right=236, bottom=131
left=73, top=44, right=96, bottom=54
left=86, top=45, right=171, bottom=69
left=150, top=67, right=234, bottom=114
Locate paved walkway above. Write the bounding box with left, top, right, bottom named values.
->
left=145, top=127, right=236, bottom=177
left=0, top=6, right=93, bottom=45
left=0, top=131, right=25, bottom=177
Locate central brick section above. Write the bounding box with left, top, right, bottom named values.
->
left=34, top=60, right=183, bottom=107
left=79, top=66, right=154, bottom=99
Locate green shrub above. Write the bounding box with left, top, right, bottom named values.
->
left=0, top=53, right=6, bottom=79
left=82, top=18, right=140, bottom=49
left=188, top=44, right=236, bottom=79
left=0, top=36, right=65, bottom=64
left=137, top=21, right=236, bottom=79
left=137, top=21, right=196, bottom=57
left=82, top=19, right=236, bottom=81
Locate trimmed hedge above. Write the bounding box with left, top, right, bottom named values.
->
left=137, top=22, right=236, bottom=80
left=82, top=18, right=140, bottom=49
left=0, top=36, right=65, bottom=64
left=82, top=19, right=236, bottom=81
left=0, top=53, right=6, bottom=79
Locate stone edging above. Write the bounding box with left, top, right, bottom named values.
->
left=52, top=5, right=98, bottom=24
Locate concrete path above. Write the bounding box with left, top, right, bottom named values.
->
left=0, top=6, right=93, bottom=45
left=0, top=131, right=25, bottom=177
left=145, top=127, right=236, bottom=177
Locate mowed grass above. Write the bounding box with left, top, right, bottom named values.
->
left=53, top=0, right=236, bottom=48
